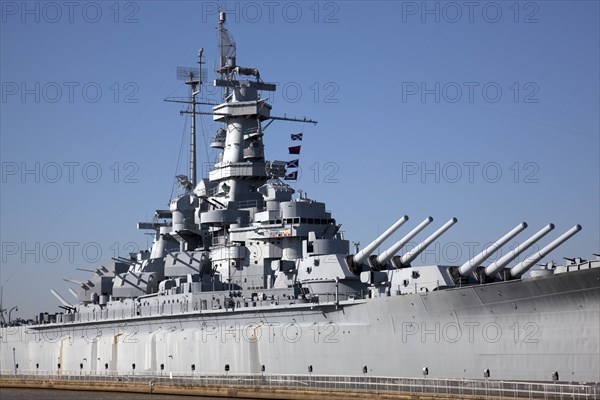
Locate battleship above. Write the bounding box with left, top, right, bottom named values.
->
left=1, top=11, right=599, bottom=388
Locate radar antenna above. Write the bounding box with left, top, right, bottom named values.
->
left=165, top=50, right=207, bottom=187
left=218, top=12, right=236, bottom=73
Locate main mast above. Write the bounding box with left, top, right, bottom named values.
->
left=188, top=51, right=201, bottom=186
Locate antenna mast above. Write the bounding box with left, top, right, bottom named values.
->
left=173, top=51, right=205, bottom=187
left=218, top=11, right=236, bottom=100
left=189, top=48, right=203, bottom=186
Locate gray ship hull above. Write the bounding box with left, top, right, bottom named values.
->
left=2, top=267, right=598, bottom=382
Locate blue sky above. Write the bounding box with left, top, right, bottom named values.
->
left=1, top=1, right=598, bottom=318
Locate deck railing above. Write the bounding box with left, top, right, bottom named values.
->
left=1, top=371, right=598, bottom=399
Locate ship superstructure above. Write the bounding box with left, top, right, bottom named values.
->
left=1, top=13, right=598, bottom=384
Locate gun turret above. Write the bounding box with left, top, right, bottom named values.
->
left=345, top=216, right=408, bottom=274
left=369, top=217, right=433, bottom=270
left=485, top=223, right=555, bottom=276
left=459, top=222, right=527, bottom=276
left=510, top=225, right=581, bottom=277
left=393, top=218, right=457, bottom=268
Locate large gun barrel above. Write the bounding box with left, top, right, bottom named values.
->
left=485, top=223, right=555, bottom=276
left=371, top=217, right=433, bottom=269
left=459, top=222, right=527, bottom=276
left=510, top=224, right=582, bottom=277
left=397, top=217, right=457, bottom=267
left=346, top=215, right=408, bottom=273
left=353, top=216, right=409, bottom=264
left=51, top=289, right=73, bottom=308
